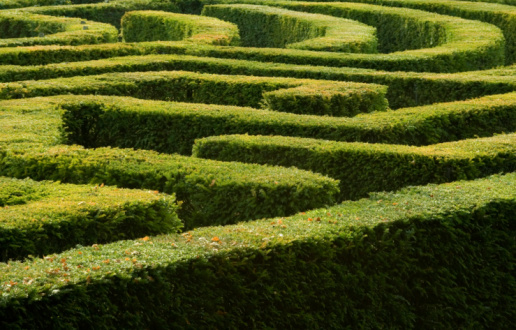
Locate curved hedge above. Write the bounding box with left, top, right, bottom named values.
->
left=0, top=173, right=514, bottom=328
left=192, top=133, right=516, bottom=199
left=0, top=0, right=514, bottom=327
left=121, top=10, right=240, bottom=46
left=0, top=176, right=182, bottom=262
left=0, top=11, right=118, bottom=46
left=203, top=4, right=377, bottom=53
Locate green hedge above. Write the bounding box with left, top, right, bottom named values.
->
left=0, top=145, right=339, bottom=230
left=192, top=133, right=516, bottom=200
left=0, top=172, right=514, bottom=328
left=0, top=11, right=118, bottom=47
left=0, top=70, right=388, bottom=116
left=202, top=4, right=377, bottom=53
left=55, top=93, right=516, bottom=154
left=0, top=96, right=340, bottom=228
left=0, top=54, right=515, bottom=109
left=17, top=0, right=197, bottom=29
left=197, top=0, right=505, bottom=72
left=121, top=10, right=240, bottom=46
left=312, top=0, right=516, bottom=64
left=0, top=176, right=182, bottom=262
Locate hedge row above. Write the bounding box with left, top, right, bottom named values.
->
left=202, top=4, right=377, bottom=53
left=0, top=96, right=339, bottom=229
left=121, top=10, right=240, bottom=46
left=0, top=54, right=515, bottom=109
left=0, top=176, right=181, bottom=262
left=55, top=93, right=516, bottom=154
left=314, top=0, right=516, bottom=63
left=0, top=145, right=339, bottom=230
left=192, top=133, right=516, bottom=200
left=0, top=70, right=389, bottom=116
left=197, top=0, right=506, bottom=72
left=0, top=172, right=514, bottom=328
left=18, top=0, right=201, bottom=29
left=0, top=0, right=105, bottom=10
left=0, top=4, right=505, bottom=72
left=0, top=11, right=118, bottom=47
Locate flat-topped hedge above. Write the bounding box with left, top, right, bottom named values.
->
left=0, top=2, right=504, bottom=72
left=0, top=96, right=340, bottom=228
left=0, top=172, right=514, bottom=328
left=13, top=0, right=192, bottom=29
left=0, top=11, right=118, bottom=47
left=197, top=0, right=506, bottom=72
left=311, top=0, right=516, bottom=63
left=193, top=133, right=516, bottom=199
left=55, top=93, right=516, bottom=154
left=0, top=176, right=182, bottom=262
left=121, top=10, right=240, bottom=46
left=0, top=145, right=340, bottom=229
left=1, top=54, right=515, bottom=109
left=0, top=70, right=389, bottom=116
left=202, top=4, right=377, bottom=53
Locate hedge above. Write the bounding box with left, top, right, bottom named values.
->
left=121, top=10, right=240, bottom=46
left=0, top=70, right=389, bottom=117
left=0, top=176, right=182, bottom=262
left=16, top=0, right=197, bottom=29
left=0, top=4, right=504, bottom=72
left=192, top=133, right=516, bottom=200
left=0, top=54, right=515, bottom=109
left=0, top=96, right=339, bottom=229
left=0, top=11, right=118, bottom=47
left=197, top=0, right=505, bottom=72
left=0, top=172, right=514, bottom=328
left=54, top=93, right=516, bottom=154
left=202, top=4, right=377, bottom=53
left=0, top=145, right=340, bottom=230
left=311, top=0, right=516, bottom=64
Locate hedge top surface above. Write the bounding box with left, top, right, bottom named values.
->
left=0, top=176, right=178, bottom=230
left=0, top=11, right=118, bottom=47
left=0, top=171, right=514, bottom=305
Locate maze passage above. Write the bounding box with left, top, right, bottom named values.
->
left=0, top=0, right=514, bottom=328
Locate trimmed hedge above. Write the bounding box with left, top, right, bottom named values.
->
left=0, top=2, right=504, bottom=72
left=197, top=0, right=506, bottom=72
left=0, top=54, right=515, bottom=109
left=0, top=145, right=339, bottom=230
left=17, top=0, right=196, bottom=29
left=192, top=133, right=516, bottom=199
left=121, top=10, right=240, bottom=46
left=0, top=176, right=182, bottom=262
left=54, top=93, right=516, bottom=154
left=202, top=4, right=377, bottom=53
left=0, top=96, right=340, bottom=229
left=0, top=70, right=389, bottom=116
left=0, top=11, right=118, bottom=47
left=0, top=173, right=514, bottom=328
left=316, top=0, right=516, bottom=64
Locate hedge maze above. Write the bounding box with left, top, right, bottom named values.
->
left=0, top=0, right=515, bottom=328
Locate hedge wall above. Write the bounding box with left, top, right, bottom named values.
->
left=55, top=93, right=516, bottom=154
left=192, top=133, right=516, bottom=199
left=0, top=96, right=340, bottom=229
left=202, top=4, right=377, bottom=53
left=0, top=176, right=181, bottom=262
left=0, top=54, right=515, bottom=109
left=0, top=11, right=118, bottom=47
left=0, top=70, right=389, bottom=116
left=121, top=10, right=240, bottom=46
left=0, top=173, right=513, bottom=328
